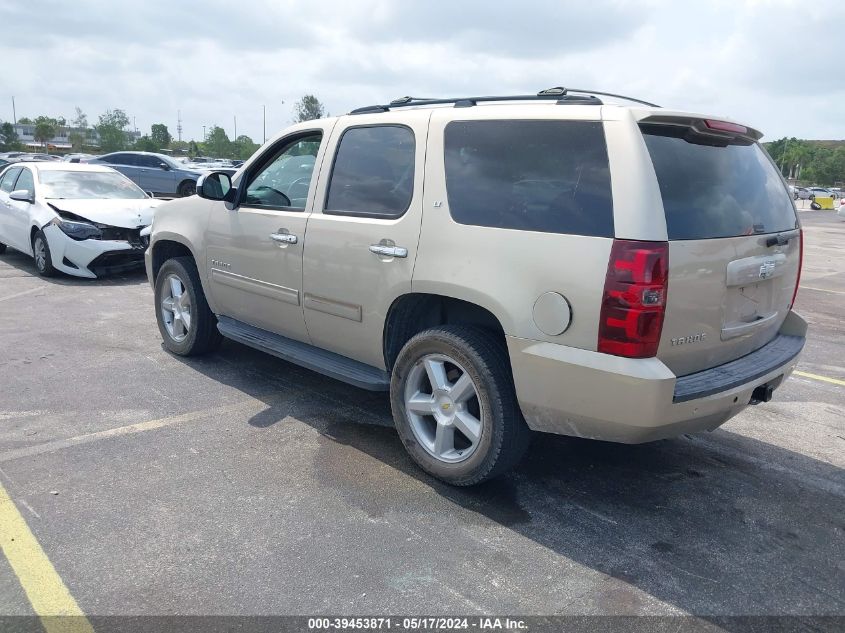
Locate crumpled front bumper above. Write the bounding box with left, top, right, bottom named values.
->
left=43, top=224, right=148, bottom=279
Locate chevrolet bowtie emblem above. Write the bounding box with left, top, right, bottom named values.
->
left=441, top=403, right=451, bottom=411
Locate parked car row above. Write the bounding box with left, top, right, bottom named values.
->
left=789, top=185, right=841, bottom=200
left=0, top=151, right=64, bottom=164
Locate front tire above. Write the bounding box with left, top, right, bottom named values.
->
left=155, top=257, right=222, bottom=356
left=32, top=230, right=56, bottom=277
left=390, top=325, right=531, bottom=486
left=0, top=242, right=6, bottom=254
left=178, top=180, right=196, bottom=197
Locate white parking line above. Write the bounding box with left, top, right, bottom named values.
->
left=0, top=287, right=43, bottom=303
left=800, top=286, right=845, bottom=296
left=0, top=396, right=275, bottom=463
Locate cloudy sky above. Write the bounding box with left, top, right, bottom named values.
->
left=1, top=0, right=842, bottom=143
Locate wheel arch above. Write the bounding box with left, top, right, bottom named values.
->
left=150, top=236, right=197, bottom=283
left=177, top=179, right=197, bottom=196
left=383, top=293, right=507, bottom=372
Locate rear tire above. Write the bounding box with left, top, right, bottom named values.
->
left=390, top=325, right=531, bottom=486
left=155, top=257, right=222, bottom=356
left=178, top=180, right=196, bottom=197
left=32, top=230, right=56, bottom=277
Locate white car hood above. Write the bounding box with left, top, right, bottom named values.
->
left=46, top=198, right=161, bottom=229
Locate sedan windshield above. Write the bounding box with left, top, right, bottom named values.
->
left=38, top=170, right=148, bottom=200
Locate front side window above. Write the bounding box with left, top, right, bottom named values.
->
left=243, top=133, right=322, bottom=210
left=325, top=125, right=415, bottom=218
left=14, top=168, right=34, bottom=193
left=444, top=120, right=614, bottom=237
left=0, top=168, right=21, bottom=193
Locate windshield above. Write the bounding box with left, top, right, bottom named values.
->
left=641, top=125, right=797, bottom=239
left=39, top=170, right=148, bottom=200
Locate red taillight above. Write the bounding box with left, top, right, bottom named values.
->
left=704, top=119, right=748, bottom=135
left=790, top=229, right=803, bottom=309
left=598, top=240, right=669, bottom=358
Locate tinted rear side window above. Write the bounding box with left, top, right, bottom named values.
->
left=444, top=120, right=614, bottom=237
left=15, top=168, right=34, bottom=192
left=0, top=168, right=21, bottom=192
left=641, top=126, right=797, bottom=239
left=325, top=125, right=415, bottom=218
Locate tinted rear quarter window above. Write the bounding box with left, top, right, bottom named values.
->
left=325, top=125, right=415, bottom=218
left=641, top=125, right=797, bottom=239
left=444, top=120, right=614, bottom=237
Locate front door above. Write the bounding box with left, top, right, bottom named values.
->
left=204, top=126, right=332, bottom=343
left=302, top=110, right=430, bottom=369
left=138, top=155, right=173, bottom=194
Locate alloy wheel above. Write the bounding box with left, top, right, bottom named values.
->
left=34, top=237, right=47, bottom=272
left=160, top=274, right=192, bottom=342
left=403, top=354, right=484, bottom=463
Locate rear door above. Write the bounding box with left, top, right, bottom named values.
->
left=0, top=167, right=24, bottom=251
left=639, top=119, right=800, bottom=376
left=301, top=111, right=429, bottom=368
left=6, top=167, right=35, bottom=253
left=97, top=154, right=141, bottom=186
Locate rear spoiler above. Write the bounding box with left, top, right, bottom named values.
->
left=638, top=114, right=763, bottom=143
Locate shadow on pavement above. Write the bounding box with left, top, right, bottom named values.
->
left=0, top=247, right=148, bottom=287
left=171, top=337, right=845, bottom=623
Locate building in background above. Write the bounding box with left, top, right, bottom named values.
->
left=7, top=123, right=141, bottom=153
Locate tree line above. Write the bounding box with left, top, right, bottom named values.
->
left=763, top=138, right=844, bottom=186
left=0, top=95, right=327, bottom=159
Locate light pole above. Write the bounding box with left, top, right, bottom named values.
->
left=262, top=105, right=266, bottom=143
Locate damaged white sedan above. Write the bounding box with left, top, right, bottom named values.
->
left=0, top=162, right=160, bottom=278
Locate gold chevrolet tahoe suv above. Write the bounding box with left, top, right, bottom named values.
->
left=145, top=88, right=807, bottom=486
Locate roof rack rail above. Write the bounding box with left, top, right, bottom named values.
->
left=349, top=87, right=660, bottom=114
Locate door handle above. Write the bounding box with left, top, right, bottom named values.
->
left=369, top=244, right=408, bottom=258
left=270, top=232, right=297, bottom=244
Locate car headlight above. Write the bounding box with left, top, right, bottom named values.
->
left=50, top=217, right=102, bottom=241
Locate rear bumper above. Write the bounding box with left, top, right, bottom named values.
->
left=508, top=310, right=807, bottom=443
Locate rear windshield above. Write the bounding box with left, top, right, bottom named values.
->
left=641, top=125, right=797, bottom=239
left=444, top=120, right=613, bottom=237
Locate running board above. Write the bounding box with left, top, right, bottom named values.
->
left=216, top=316, right=390, bottom=391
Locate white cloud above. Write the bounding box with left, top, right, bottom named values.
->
left=1, top=0, right=842, bottom=141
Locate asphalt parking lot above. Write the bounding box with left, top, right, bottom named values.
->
left=0, top=210, right=843, bottom=625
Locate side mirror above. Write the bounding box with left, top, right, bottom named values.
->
left=159, top=162, right=171, bottom=170
left=9, top=189, right=34, bottom=204
left=197, top=172, right=234, bottom=202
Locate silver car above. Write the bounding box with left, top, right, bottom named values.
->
left=89, top=151, right=206, bottom=197
left=145, top=88, right=806, bottom=485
